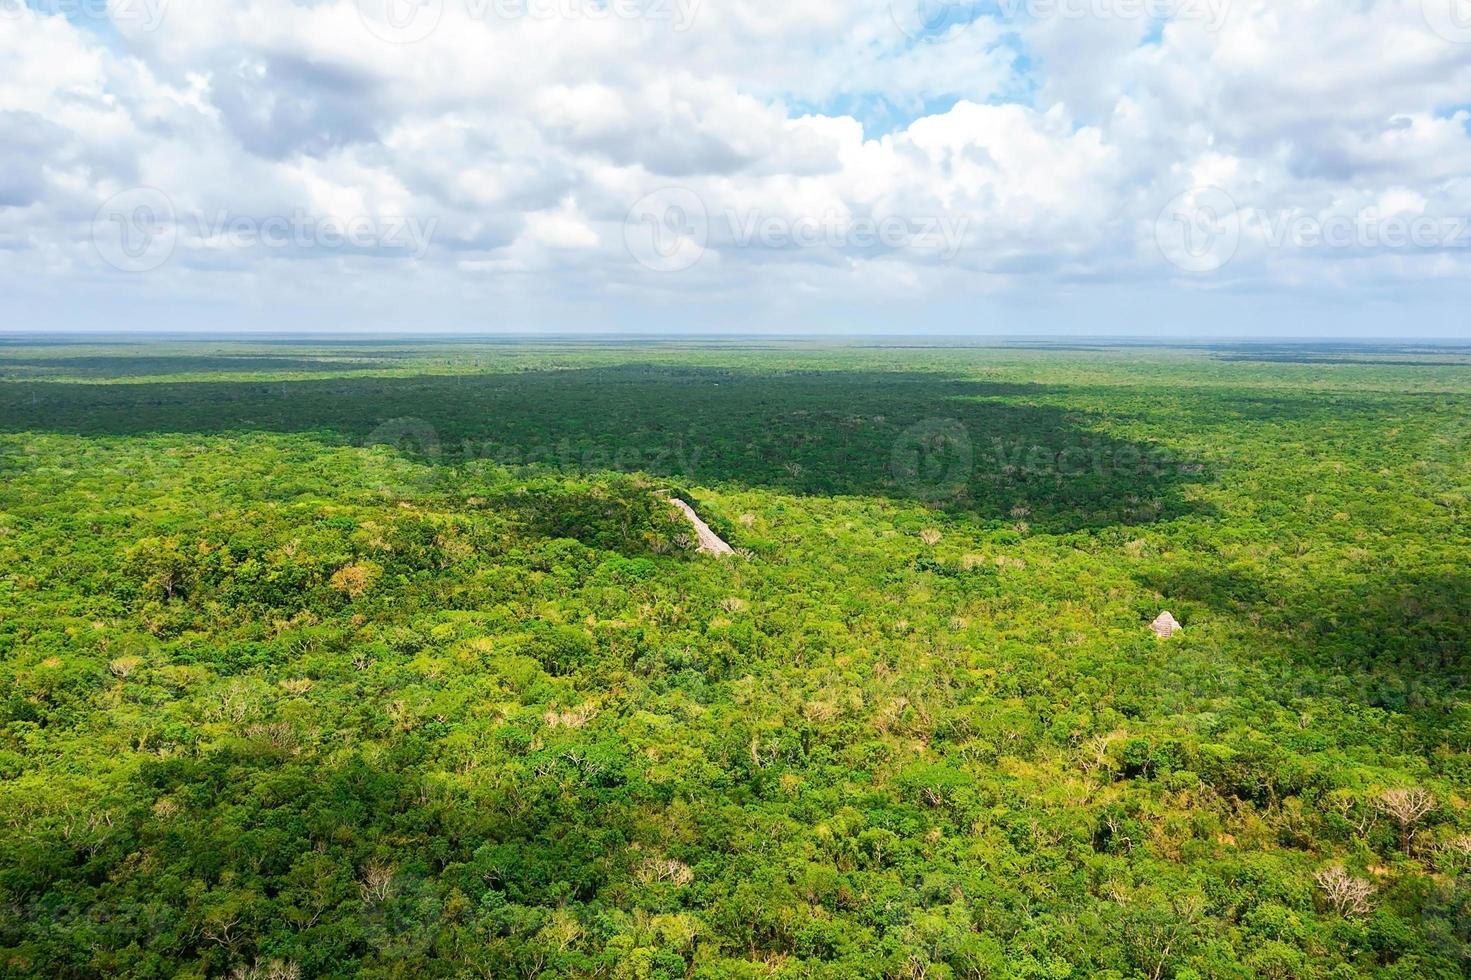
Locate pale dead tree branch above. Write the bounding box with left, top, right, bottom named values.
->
left=634, top=856, right=694, bottom=886
left=1152, top=895, right=1203, bottom=980
left=203, top=915, right=241, bottom=951
left=1433, top=835, right=1471, bottom=874
left=359, top=861, right=396, bottom=906
left=1376, top=787, right=1435, bottom=854
left=1315, top=865, right=1374, bottom=918
left=229, top=960, right=302, bottom=980
left=1326, top=791, right=1375, bottom=838
left=1080, top=731, right=1121, bottom=778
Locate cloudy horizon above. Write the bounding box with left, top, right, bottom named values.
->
left=4, top=0, right=1471, bottom=336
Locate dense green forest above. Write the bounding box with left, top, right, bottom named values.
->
left=1, top=339, right=1469, bottom=979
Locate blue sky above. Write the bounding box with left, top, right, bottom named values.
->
left=3, top=0, right=1470, bottom=337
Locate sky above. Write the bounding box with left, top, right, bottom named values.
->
left=2, top=0, right=1470, bottom=337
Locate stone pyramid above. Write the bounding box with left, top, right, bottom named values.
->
left=1151, top=611, right=1183, bottom=639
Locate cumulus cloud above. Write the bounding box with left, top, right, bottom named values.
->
left=1, top=0, right=1469, bottom=333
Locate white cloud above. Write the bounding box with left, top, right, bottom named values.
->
left=524, top=198, right=600, bottom=249
left=2, top=0, right=1469, bottom=334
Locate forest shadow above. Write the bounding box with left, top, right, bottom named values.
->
left=1207, top=342, right=1471, bottom=361
left=1140, top=563, right=1471, bottom=726
left=0, top=365, right=1218, bottom=532
left=0, top=354, right=408, bottom=378
left=1211, top=356, right=1471, bottom=367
